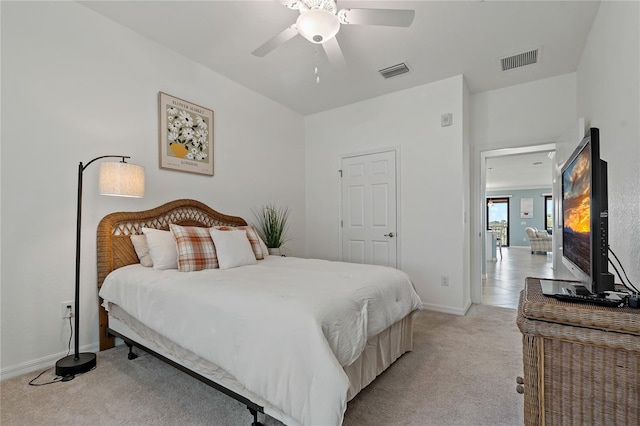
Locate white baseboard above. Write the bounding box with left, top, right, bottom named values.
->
left=421, top=299, right=472, bottom=316
left=0, top=342, right=100, bottom=381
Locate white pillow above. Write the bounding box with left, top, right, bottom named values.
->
left=130, top=234, right=153, bottom=267
left=142, top=227, right=178, bottom=270
left=209, top=228, right=257, bottom=270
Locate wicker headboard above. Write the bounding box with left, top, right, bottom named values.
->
left=96, top=198, right=247, bottom=350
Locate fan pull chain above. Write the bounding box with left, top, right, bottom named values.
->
left=314, top=47, right=320, bottom=84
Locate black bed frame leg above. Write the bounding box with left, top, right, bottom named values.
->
left=126, top=343, right=138, bottom=360
left=247, top=407, right=264, bottom=426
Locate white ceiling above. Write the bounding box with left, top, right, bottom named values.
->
left=486, top=151, right=554, bottom=192
left=80, top=0, right=600, bottom=116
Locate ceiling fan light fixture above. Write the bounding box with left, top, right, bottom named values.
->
left=296, top=8, right=340, bottom=44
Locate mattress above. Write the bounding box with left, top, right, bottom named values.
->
left=99, top=256, right=422, bottom=425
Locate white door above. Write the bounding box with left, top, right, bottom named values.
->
left=341, top=150, right=397, bottom=267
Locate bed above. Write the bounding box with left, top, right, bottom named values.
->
left=97, top=199, right=422, bottom=426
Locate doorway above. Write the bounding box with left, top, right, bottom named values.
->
left=472, top=142, right=557, bottom=304
left=486, top=197, right=509, bottom=246
left=544, top=195, right=553, bottom=232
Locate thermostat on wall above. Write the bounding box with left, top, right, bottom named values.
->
left=441, top=113, right=453, bottom=127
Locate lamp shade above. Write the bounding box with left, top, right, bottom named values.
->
left=296, top=9, right=340, bottom=44
left=99, top=162, right=145, bottom=197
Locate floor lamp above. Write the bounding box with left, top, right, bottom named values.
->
left=55, top=155, right=144, bottom=379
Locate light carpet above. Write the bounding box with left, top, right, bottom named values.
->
left=1, top=304, right=524, bottom=426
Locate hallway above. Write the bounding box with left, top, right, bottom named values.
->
left=482, top=246, right=554, bottom=309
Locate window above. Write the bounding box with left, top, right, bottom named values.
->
left=487, top=197, right=509, bottom=246
left=544, top=195, right=553, bottom=231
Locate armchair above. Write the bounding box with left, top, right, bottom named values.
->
left=525, top=227, right=552, bottom=253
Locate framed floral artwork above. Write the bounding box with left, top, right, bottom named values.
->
left=158, top=92, right=214, bottom=176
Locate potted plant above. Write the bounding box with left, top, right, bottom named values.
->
left=252, top=203, right=290, bottom=256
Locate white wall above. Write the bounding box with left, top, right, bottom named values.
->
left=575, top=1, right=640, bottom=287
left=0, top=2, right=306, bottom=378
left=305, top=75, right=470, bottom=314
left=462, top=80, right=472, bottom=305
left=471, top=73, right=577, bottom=149
left=469, top=74, right=578, bottom=301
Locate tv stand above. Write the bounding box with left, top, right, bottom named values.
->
left=517, top=277, right=639, bottom=425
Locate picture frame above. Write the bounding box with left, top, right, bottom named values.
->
left=158, top=92, right=214, bottom=176
left=521, top=197, right=533, bottom=218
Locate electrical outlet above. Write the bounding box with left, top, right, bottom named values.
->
left=441, top=275, right=449, bottom=286
left=61, top=301, right=74, bottom=319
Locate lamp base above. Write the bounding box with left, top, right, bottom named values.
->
left=55, top=352, right=96, bottom=378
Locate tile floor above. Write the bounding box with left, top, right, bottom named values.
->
left=482, top=246, right=555, bottom=309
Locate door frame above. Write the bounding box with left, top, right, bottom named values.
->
left=543, top=194, right=554, bottom=232
left=486, top=196, right=510, bottom=246
left=472, top=142, right=556, bottom=304
left=339, top=146, right=402, bottom=268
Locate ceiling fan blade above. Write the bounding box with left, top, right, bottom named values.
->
left=252, top=24, right=299, bottom=57
left=338, top=8, right=415, bottom=27
left=321, top=37, right=346, bottom=68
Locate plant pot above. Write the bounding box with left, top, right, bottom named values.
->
left=268, top=247, right=281, bottom=256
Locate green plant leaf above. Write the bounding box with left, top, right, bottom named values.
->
left=251, top=203, right=290, bottom=248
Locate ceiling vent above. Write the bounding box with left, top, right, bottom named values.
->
left=379, top=62, right=410, bottom=79
left=500, top=48, right=539, bottom=71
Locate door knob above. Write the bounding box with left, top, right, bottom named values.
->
left=384, top=232, right=395, bottom=238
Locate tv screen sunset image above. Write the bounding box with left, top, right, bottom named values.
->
left=563, top=146, right=591, bottom=274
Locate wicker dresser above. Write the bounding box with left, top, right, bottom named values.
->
left=517, top=277, right=640, bottom=425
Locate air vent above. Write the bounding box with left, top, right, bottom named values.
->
left=379, top=63, right=410, bottom=79
left=500, top=49, right=539, bottom=71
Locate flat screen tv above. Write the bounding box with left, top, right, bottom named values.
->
left=561, top=127, right=614, bottom=295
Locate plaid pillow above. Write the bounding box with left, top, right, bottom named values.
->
left=169, top=224, right=218, bottom=272
left=213, top=225, right=265, bottom=260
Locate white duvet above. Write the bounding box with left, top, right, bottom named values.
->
left=99, top=256, right=422, bottom=426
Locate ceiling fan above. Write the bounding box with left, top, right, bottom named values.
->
left=251, top=0, right=415, bottom=67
